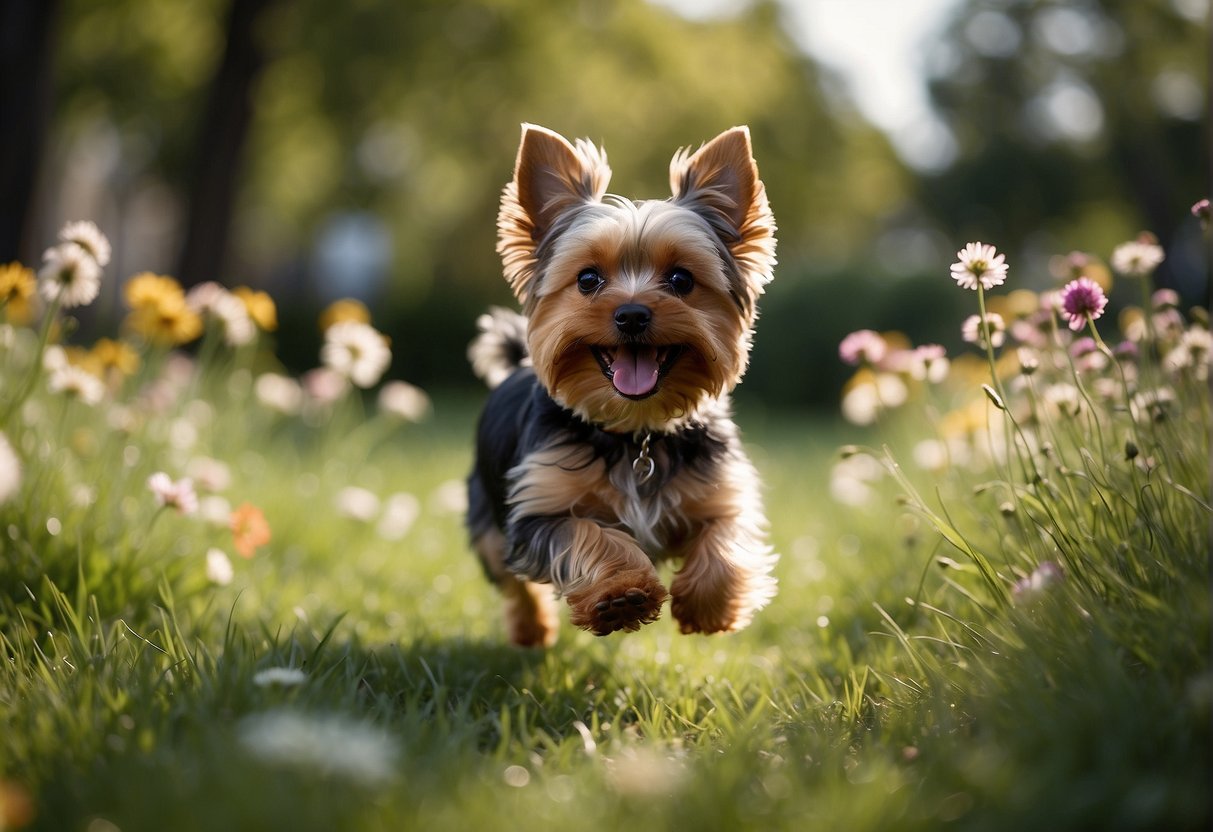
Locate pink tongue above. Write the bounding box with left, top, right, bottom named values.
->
left=612, top=346, right=660, bottom=396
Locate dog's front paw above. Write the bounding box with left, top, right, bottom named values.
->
left=566, top=568, right=668, bottom=636
left=670, top=593, right=740, bottom=635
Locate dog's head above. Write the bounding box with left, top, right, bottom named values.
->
left=497, top=124, right=776, bottom=433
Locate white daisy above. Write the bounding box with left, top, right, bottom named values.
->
left=961, top=312, right=1007, bottom=349
left=38, top=242, right=102, bottom=308
left=254, top=373, right=304, bottom=415
left=377, top=380, right=430, bottom=421
left=335, top=486, right=380, bottom=522
left=47, top=364, right=105, bottom=405
left=58, top=220, right=111, bottom=267
left=253, top=667, right=307, bottom=687
left=187, top=282, right=255, bottom=346
left=321, top=321, right=391, bottom=388
left=950, top=241, right=1008, bottom=291
left=206, top=548, right=234, bottom=586
left=238, top=709, right=398, bottom=786
left=0, top=431, right=21, bottom=505
left=1110, top=239, right=1165, bottom=277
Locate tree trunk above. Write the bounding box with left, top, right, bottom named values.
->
left=176, top=0, right=279, bottom=288
left=0, top=0, right=59, bottom=264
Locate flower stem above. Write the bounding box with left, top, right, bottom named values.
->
left=1, top=294, right=63, bottom=427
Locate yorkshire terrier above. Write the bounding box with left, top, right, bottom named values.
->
left=466, top=124, right=778, bottom=647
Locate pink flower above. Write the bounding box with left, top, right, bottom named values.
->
left=147, top=472, right=198, bottom=515
left=838, top=329, right=887, bottom=366
left=1059, top=277, right=1108, bottom=331
left=1191, top=198, right=1209, bottom=229
left=1013, top=561, right=1064, bottom=603
left=950, top=242, right=1008, bottom=291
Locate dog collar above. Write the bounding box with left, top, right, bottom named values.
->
left=632, top=432, right=655, bottom=484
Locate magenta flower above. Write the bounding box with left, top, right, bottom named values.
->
left=1059, top=277, right=1108, bottom=331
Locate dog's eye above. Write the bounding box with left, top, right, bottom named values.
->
left=577, top=269, right=604, bottom=294
left=667, top=268, right=694, bottom=296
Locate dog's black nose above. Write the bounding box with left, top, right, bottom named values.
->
left=613, top=304, right=651, bottom=336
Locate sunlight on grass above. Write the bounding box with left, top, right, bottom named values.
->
left=1, top=222, right=1209, bottom=830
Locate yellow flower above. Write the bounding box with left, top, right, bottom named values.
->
left=0, top=261, right=36, bottom=324
left=233, top=286, right=278, bottom=332
left=63, top=345, right=105, bottom=377
left=124, top=272, right=185, bottom=310
left=319, top=298, right=371, bottom=332
left=126, top=295, right=204, bottom=346
left=91, top=337, right=141, bottom=376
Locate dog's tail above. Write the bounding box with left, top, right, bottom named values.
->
left=468, top=307, right=530, bottom=389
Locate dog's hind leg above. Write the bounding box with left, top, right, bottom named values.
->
left=473, top=527, right=559, bottom=648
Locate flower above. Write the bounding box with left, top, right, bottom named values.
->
left=335, top=486, right=380, bottom=522
left=123, top=273, right=204, bottom=346
left=0, top=262, right=36, bottom=322
left=377, top=492, right=420, bottom=541
left=1110, top=237, right=1164, bottom=276
left=47, top=364, right=105, bottom=405
left=950, top=241, right=1008, bottom=291
left=377, top=380, right=431, bottom=421
left=1191, top=198, right=1210, bottom=229
left=321, top=321, right=391, bottom=388
left=1163, top=327, right=1212, bottom=380
left=58, top=220, right=111, bottom=267
left=961, top=312, right=1006, bottom=349
left=829, top=453, right=885, bottom=506
left=254, top=373, right=304, bottom=415
left=1059, top=277, right=1108, bottom=331
left=238, top=709, right=398, bottom=786
left=233, top=286, right=278, bottom=332
left=206, top=548, right=234, bottom=586
left=905, top=344, right=949, bottom=383
left=838, top=330, right=888, bottom=367
left=187, top=282, right=255, bottom=346
left=0, top=431, right=21, bottom=505
left=38, top=242, right=102, bottom=308
left=231, top=502, right=271, bottom=558
left=840, top=370, right=908, bottom=426
left=147, top=472, right=198, bottom=515
left=1016, top=347, right=1040, bottom=375
left=319, top=298, right=371, bottom=332
left=1012, top=561, right=1064, bottom=603
left=253, top=667, right=307, bottom=687
left=186, top=456, right=232, bottom=492
left=124, top=272, right=182, bottom=309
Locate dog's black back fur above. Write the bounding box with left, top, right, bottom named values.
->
left=466, top=366, right=729, bottom=582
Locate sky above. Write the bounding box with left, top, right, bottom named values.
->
left=650, top=0, right=963, bottom=169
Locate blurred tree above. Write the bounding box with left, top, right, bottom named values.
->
left=921, top=0, right=1207, bottom=298
left=0, top=0, right=60, bottom=263
left=44, top=0, right=909, bottom=394
left=178, top=0, right=286, bottom=290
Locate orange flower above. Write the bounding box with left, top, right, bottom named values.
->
left=230, top=502, right=271, bottom=558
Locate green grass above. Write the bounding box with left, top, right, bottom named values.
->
left=2, top=387, right=1208, bottom=831
left=2, top=242, right=1211, bottom=830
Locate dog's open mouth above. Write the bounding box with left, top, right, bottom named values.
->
left=591, top=345, right=683, bottom=399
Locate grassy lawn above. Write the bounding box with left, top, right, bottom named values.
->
left=2, top=250, right=1210, bottom=830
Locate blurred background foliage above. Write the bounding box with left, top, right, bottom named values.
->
left=2, top=0, right=1207, bottom=408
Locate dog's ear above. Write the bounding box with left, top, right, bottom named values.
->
left=498, top=124, right=611, bottom=305
left=670, top=127, right=777, bottom=313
